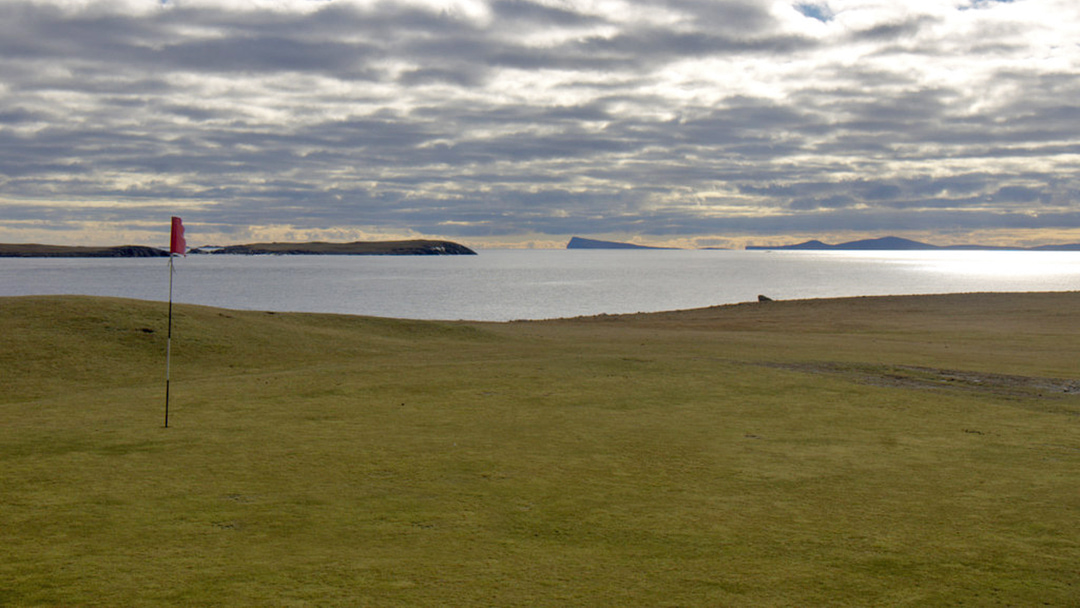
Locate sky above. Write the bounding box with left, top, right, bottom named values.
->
left=1, top=0, right=1078, bottom=249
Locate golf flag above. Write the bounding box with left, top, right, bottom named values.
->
left=170, top=216, right=186, bottom=256
left=165, top=216, right=185, bottom=427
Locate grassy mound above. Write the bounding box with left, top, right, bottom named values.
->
left=2, top=293, right=1078, bottom=605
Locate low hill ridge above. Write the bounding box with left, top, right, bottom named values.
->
left=0, top=244, right=167, bottom=257
left=193, top=239, right=476, bottom=255
left=746, top=236, right=1080, bottom=251
left=0, top=239, right=476, bottom=257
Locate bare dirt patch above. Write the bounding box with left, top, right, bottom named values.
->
left=762, top=361, right=1080, bottom=401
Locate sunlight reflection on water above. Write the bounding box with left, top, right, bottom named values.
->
left=905, top=251, right=1080, bottom=278
left=2, top=249, right=1078, bottom=320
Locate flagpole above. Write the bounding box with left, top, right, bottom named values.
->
left=165, top=216, right=185, bottom=428
left=166, top=254, right=174, bottom=428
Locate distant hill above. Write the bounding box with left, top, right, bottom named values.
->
left=192, top=239, right=476, bottom=255
left=567, top=237, right=676, bottom=250
left=1, top=239, right=477, bottom=257
left=746, top=236, right=1080, bottom=251
left=0, top=244, right=167, bottom=257
left=1028, top=243, right=1080, bottom=251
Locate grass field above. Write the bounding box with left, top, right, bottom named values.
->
left=1, top=293, right=1078, bottom=606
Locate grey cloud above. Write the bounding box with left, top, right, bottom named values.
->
left=789, top=194, right=858, bottom=210
left=0, top=107, right=45, bottom=124
left=736, top=173, right=1076, bottom=216
left=160, top=37, right=380, bottom=77
left=658, top=0, right=775, bottom=32
left=490, top=0, right=603, bottom=26
left=992, top=186, right=1048, bottom=204
left=908, top=174, right=994, bottom=197
left=159, top=104, right=234, bottom=123
left=965, top=0, right=1017, bottom=9
left=0, top=0, right=1077, bottom=244
left=859, top=183, right=903, bottom=201
left=579, top=29, right=813, bottom=60
left=850, top=16, right=939, bottom=43
left=398, top=67, right=486, bottom=87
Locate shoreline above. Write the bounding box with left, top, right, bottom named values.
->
left=4, top=289, right=1078, bottom=324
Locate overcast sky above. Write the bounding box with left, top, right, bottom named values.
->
left=1, top=0, right=1078, bottom=248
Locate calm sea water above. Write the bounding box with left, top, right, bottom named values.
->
left=2, top=249, right=1079, bottom=321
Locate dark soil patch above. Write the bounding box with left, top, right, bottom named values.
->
left=763, top=362, right=1080, bottom=402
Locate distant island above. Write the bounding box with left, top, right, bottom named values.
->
left=746, top=236, right=1080, bottom=251
left=0, top=244, right=168, bottom=258
left=0, top=239, right=476, bottom=257
left=567, top=237, right=676, bottom=250
left=191, top=240, right=476, bottom=256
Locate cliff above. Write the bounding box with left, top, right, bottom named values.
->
left=567, top=237, right=676, bottom=250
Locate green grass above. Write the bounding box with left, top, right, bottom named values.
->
left=2, top=293, right=1078, bottom=606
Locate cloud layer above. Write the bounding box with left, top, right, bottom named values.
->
left=1, top=0, right=1078, bottom=246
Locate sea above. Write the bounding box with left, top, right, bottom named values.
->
left=2, top=249, right=1079, bottom=321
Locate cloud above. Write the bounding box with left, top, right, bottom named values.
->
left=0, top=0, right=1078, bottom=246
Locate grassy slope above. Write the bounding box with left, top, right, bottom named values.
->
left=1, top=293, right=1078, bottom=606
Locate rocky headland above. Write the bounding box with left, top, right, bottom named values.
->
left=566, top=237, right=676, bottom=250
left=0, top=244, right=168, bottom=257
left=192, top=240, right=476, bottom=255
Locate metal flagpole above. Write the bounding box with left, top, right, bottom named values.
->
left=165, top=216, right=185, bottom=428
left=166, top=255, right=174, bottom=428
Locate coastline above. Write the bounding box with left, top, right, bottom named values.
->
left=3, top=289, right=1078, bottom=323
left=0, top=239, right=477, bottom=257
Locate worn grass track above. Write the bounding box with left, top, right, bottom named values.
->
left=1, top=293, right=1078, bottom=606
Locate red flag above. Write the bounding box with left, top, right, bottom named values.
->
left=170, top=216, right=186, bottom=256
